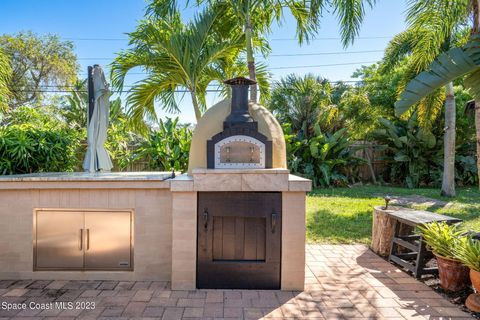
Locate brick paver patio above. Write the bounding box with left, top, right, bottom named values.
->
left=0, top=244, right=473, bottom=319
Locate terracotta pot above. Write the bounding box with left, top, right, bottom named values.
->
left=471, top=269, right=480, bottom=292
left=466, top=293, right=480, bottom=312
left=435, top=254, right=470, bottom=292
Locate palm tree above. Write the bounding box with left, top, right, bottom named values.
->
left=393, top=0, right=480, bottom=190
left=268, top=74, right=338, bottom=137
left=383, top=26, right=469, bottom=197
left=110, top=7, right=245, bottom=128
left=474, top=0, right=480, bottom=188
left=148, top=0, right=376, bottom=102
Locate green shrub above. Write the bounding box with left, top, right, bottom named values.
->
left=456, top=237, right=480, bottom=271
left=285, top=124, right=365, bottom=187
left=417, top=222, right=465, bottom=260
left=455, top=142, right=478, bottom=186
left=373, top=117, right=443, bottom=188
left=137, top=117, right=192, bottom=172
left=0, top=125, right=81, bottom=174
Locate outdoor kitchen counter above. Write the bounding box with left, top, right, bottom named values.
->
left=0, top=172, right=174, bottom=189
left=0, top=170, right=310, bottom=287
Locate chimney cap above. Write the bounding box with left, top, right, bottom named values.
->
left=224, top=77, right=257, bottom=86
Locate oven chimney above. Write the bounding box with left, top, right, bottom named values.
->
left=223, top=77, right=257, bottom=126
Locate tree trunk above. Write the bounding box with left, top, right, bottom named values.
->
left=371, top=206, right=413, bottom=257
left=476, top=101, right=480, bottom=189
left=245, top=17, right=257, bottom=103
left=190, top=91, right=202, bottom=121
left=473, top=0, right=480, bottom=189
left=364, top=142, right=377, bottom=184
left=441, top=82, right=456, bottom=197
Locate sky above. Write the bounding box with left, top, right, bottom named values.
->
left=0, top=0, right=408, bottom=124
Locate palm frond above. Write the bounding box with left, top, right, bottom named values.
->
left=126, top=75, right=180, bottom=131
left=406, top=0, right=470, bottom=40
left=331, top=0, right=376, bottom=47
left=416, top=89, right=446, bottom=127
left=395, top=34, right=480, bottom=116
left=110, top=51, right=153, bottom=90
left=111, top=4, right=246, bottom=121
left=382, top=30, right=417, bottom=73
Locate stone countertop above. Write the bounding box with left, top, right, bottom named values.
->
left=0, top=171, right=311, bottom=192
left=0, top=172, right=176, bottom=182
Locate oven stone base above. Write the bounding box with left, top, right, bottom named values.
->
left=170, top=171, right=310, bottom=291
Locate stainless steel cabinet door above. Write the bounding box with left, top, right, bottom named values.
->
left=35, top=210, right=84, bottom=269
left=84, top=211, right=132, bottom=270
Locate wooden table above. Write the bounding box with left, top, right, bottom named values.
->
left=387, top=209, right=462, bottom=278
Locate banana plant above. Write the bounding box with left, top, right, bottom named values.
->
left=286, top=124, right=365, bottom=187
left=373, top=117, right=443, bottom=188
left=395, top=34, right=480, bottom=115
left=137, top=117, right=192, bottom=172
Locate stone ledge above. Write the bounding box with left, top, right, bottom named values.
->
left=189, top=171, right=311, bottom=192
left=0, top=172, right=175, bottom=182
left=170, top=174, right=194, bottom=192
left=191, top=168, right=290, bottom=174
left=288, top=174, right=312, bottom=192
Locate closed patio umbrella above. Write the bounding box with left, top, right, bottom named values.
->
left=83, top=65, right=113, bottom=172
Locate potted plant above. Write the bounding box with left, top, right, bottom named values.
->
left=456, top=237, right=480, bottom=292
left=418, top=222, right=470, bottom=292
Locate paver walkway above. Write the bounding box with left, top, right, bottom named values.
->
left=0, top=244, right=473, bottom=319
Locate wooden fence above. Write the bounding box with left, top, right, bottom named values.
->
left=351, top=141, right=387, bottom=182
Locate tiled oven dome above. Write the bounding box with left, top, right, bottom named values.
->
left=187, top=99, right=287, bottom=174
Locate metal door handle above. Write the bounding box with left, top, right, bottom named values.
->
left=271, top=212, right=277, bottom=233
left=79, top=229, right=83, bottom=250
left=203, top=208, right=208, bottom=229
left=86, top=229, right=90, bottom=250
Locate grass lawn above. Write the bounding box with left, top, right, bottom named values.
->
left=306, top=185, right=480, bottom=244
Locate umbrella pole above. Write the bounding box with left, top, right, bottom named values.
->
left=87, top=66, right=95, bottom=124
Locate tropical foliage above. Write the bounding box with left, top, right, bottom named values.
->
left=285, top=125, right=364, bottom=187
left=0, top=107, right=81, bottom=174
left=269, top=74, right=338, bottom=137
left=392, top=0, right=480, bottom=191
left=418, top=221, right=465, bottom=260
left=111, top=5, right=269, bottom=130
left=373, top=117, right=443, bottom=188
left=149, top=0, right=376, bottom=102
left=137, top=117, right=193, bottom=172
left=456, top=237, right=480, bottom=271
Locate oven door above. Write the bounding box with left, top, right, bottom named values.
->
left=197, top=192, right=281, bottom=289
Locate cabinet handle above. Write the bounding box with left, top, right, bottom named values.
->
left=86, top=229, right=90, bottom=250
left=203, top=208, right=208, bottom=229
left=79, top=229, right=83, bottom=250
left=271, top=212, right=278, bottom=233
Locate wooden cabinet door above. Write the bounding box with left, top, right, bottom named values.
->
left=84, top=211, right=132, bottom=270
left=197, top=192, right=281, bottom=289
left=35, top=210, right=85, bottom=269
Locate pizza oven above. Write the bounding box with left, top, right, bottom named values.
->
left=206, top=77, right=272, bottom=169
left=182, top=77, right=310, bottom=291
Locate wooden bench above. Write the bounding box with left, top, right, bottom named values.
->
left=386, top=209, right=462, bottom=278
